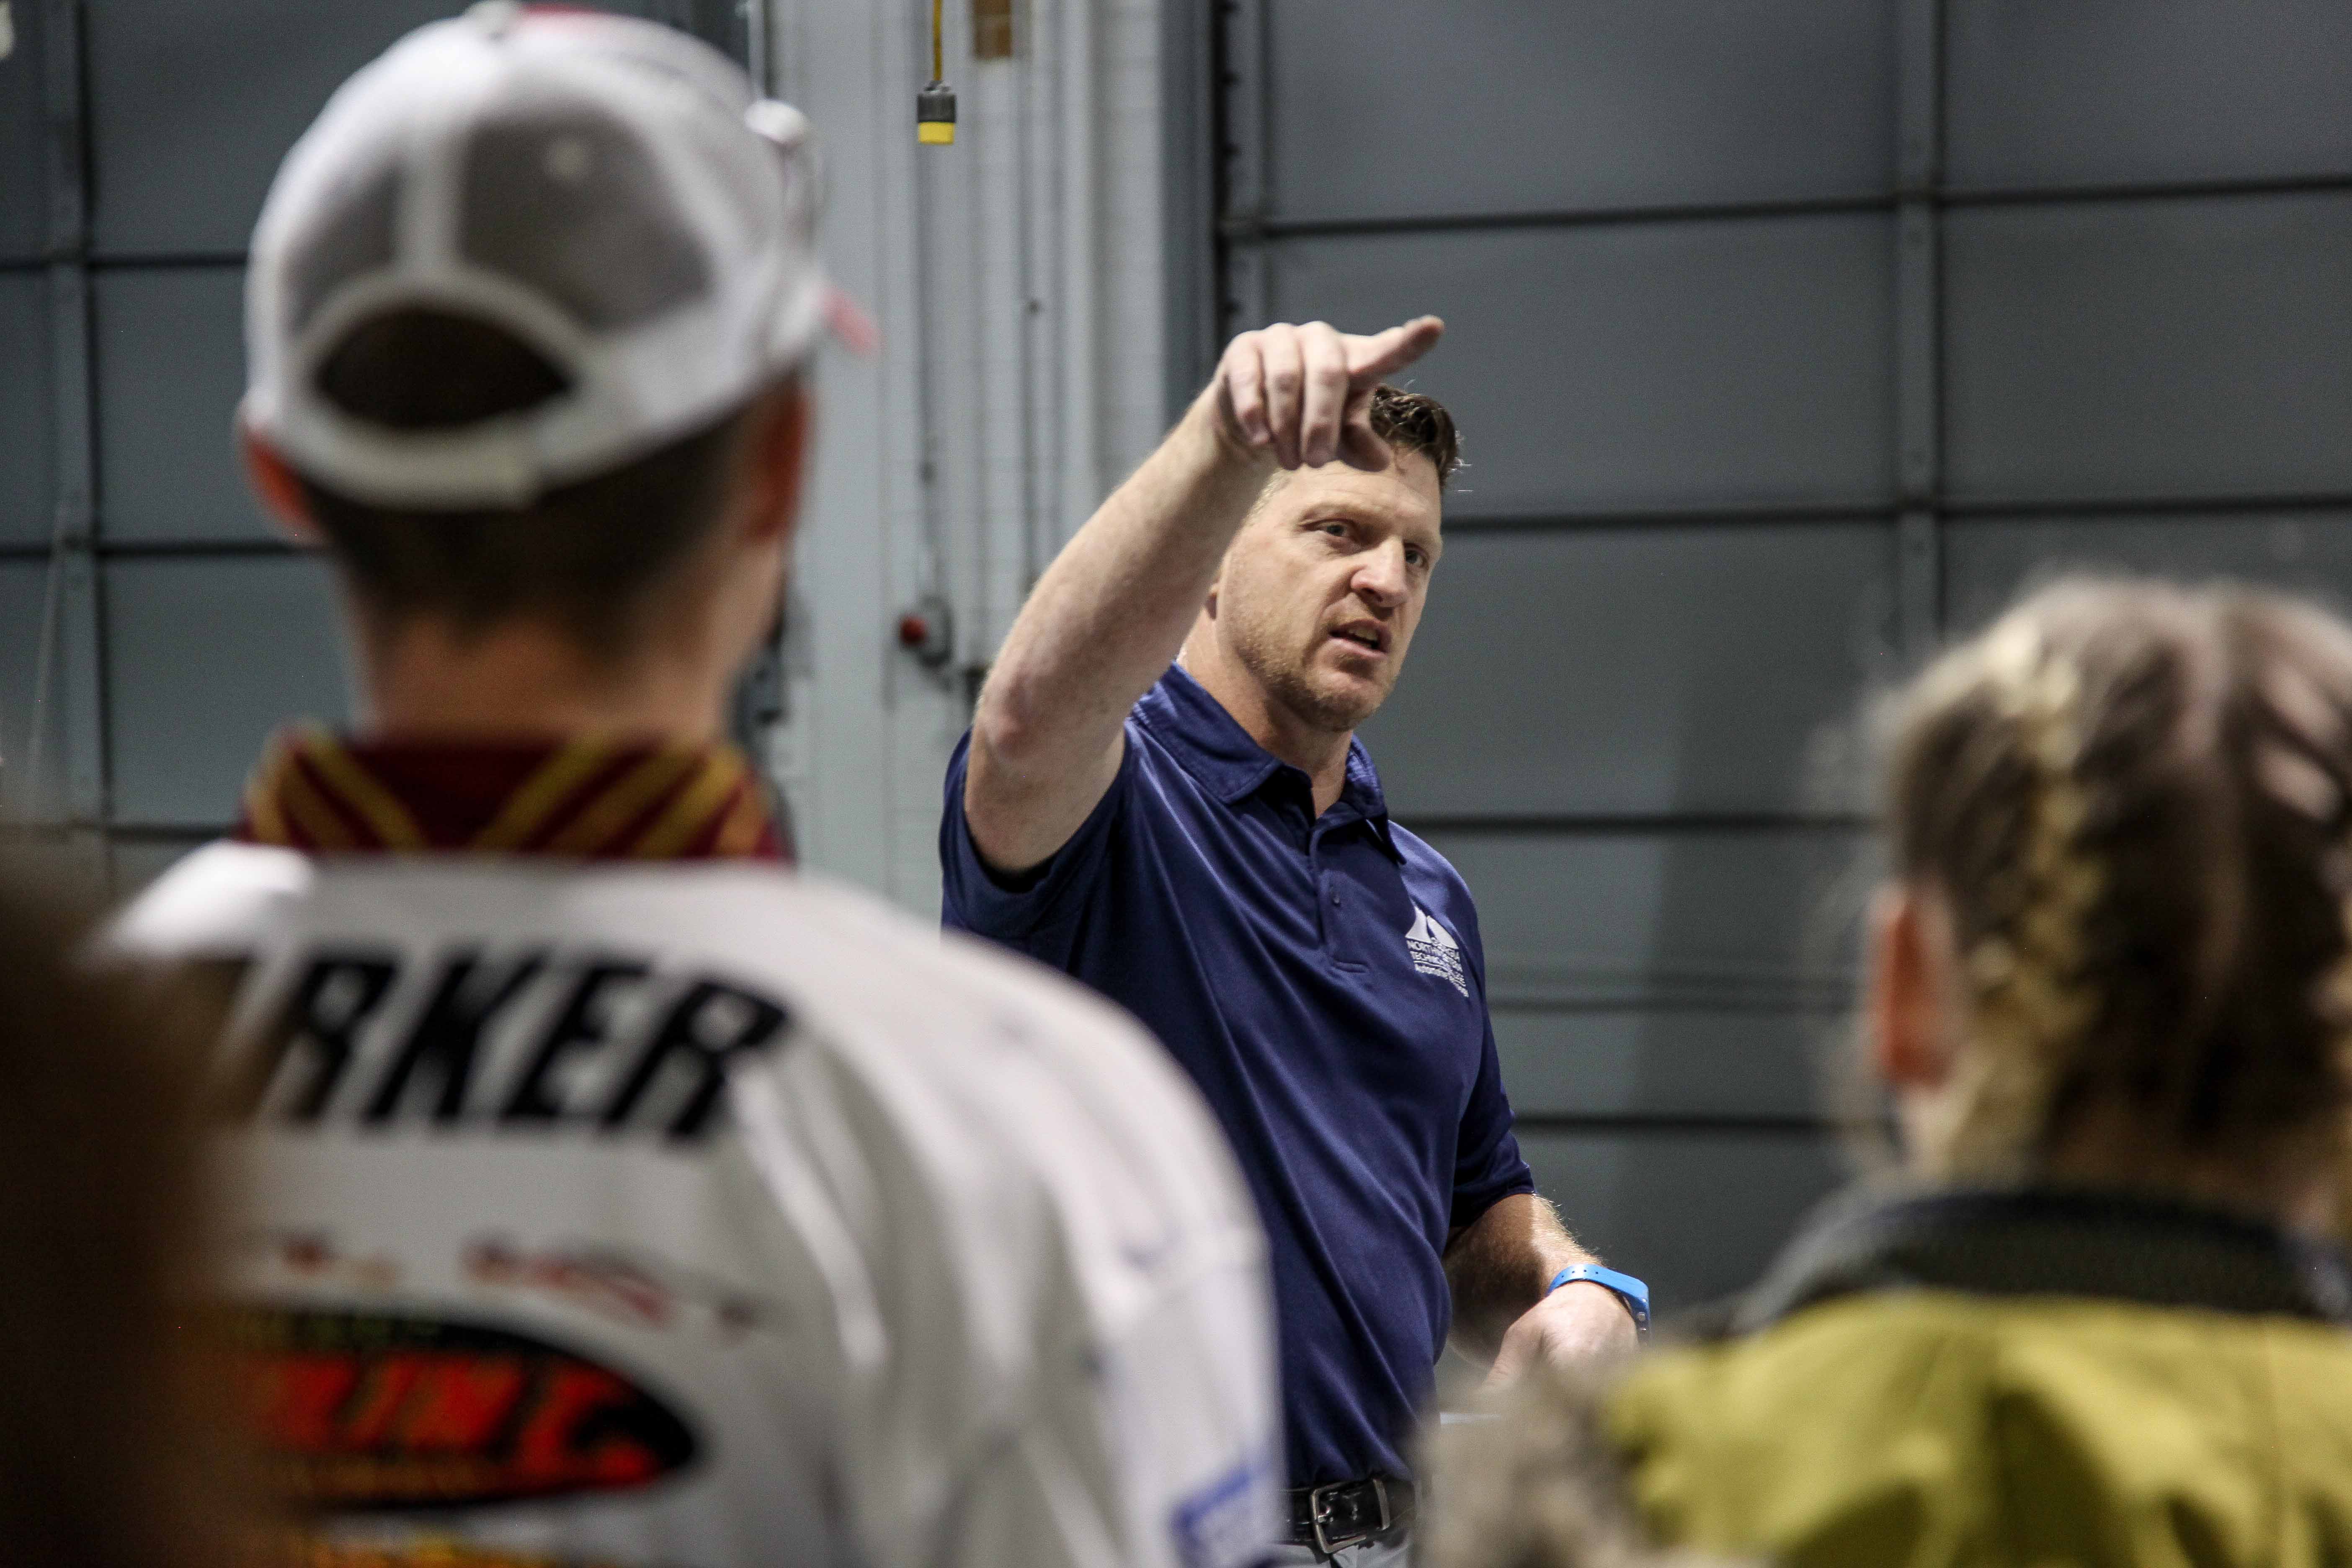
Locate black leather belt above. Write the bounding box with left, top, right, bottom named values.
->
left=1285, top=1475, right=1414, bottom=1555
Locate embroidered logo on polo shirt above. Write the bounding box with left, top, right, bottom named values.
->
left=1405, top=906, right=1467, bottom=998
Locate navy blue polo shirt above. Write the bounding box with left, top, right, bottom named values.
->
left=940, top=663, right=1534, bottom=1486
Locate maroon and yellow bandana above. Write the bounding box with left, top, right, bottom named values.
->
left=236, top=727, right=787, bottom=862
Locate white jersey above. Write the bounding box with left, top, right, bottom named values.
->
left=113, top=843, right=1277, bottom=1568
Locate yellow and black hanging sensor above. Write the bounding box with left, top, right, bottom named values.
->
left=918, top=0, right=956, bottom=144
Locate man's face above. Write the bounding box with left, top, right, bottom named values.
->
left=1211, top=449, right=1443, bottom=734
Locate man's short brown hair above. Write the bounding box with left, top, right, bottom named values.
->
left=295, top=308, right=752, bottom=660
left=1367, top=384, right=1460, bottom=487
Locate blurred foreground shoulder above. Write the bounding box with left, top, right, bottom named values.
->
left=105, top=840, right=314, bottom=961
left=1424, top=1359, right=1746, bottom=1568
left=1606, top=1292, right=2352, bottom=1568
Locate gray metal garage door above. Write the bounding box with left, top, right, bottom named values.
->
left=0, top=0, right=745, bottom=891
left=1204, top=0, right=2352, bottom=1312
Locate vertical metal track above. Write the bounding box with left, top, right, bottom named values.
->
left=31, top=0, right=105, bottom=874
left=740, top=0, right=768, bottom=93
left=1055, top=0, right=1102, bottom=536
left=1893, top=0, right=1944, bottom=665
left=1210, top=0, right=1268, bottom=335
left=1159, top=0, right=1218, bottom=408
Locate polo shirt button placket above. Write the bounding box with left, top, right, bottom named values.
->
left=1313, top=823, right=1368, bottom=972
left=1309, top=824, right=1339, bottom=955
left=1310, top=847, right=1332, bottom=953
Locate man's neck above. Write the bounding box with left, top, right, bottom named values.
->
left=1178, top=640, right=1354, bottom=815
left=357, top=617, right=726, bottom=743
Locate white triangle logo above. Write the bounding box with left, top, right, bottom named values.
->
left=1404, top=905, right=1467, bottom=997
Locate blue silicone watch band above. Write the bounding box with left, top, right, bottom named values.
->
left=1548, top=1264, right=1651, bottom=1337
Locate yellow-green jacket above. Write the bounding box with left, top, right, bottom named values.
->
left=1608, top=1189, right=2352, bottom=1568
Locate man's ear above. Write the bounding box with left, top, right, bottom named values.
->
left=240, top=426, right=324, bottom=546
left=1868, top=882, right=1959, bottom=1092
left=738, top=381, right=812, bottom=549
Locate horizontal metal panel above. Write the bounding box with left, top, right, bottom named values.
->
left=1414, top=826, right=1875, bottom=1013
left=105, top=556, right=350, bottom=828
left=88, top=0, right=481, bottom=257
left=87, top=0, right=717, bottom=257
left=0, top=1, right=44, bottom=262
left=1496, top=1010, right=1831, bottom=1122
left=1945, top=193, right=2352, bottom=504
left=1364, top=524, right=1898, bottom=817
left=0, top=270, right=50, bottom=546
left=1945, top=511, right=2352, bottom=635
left=1263, top=216, right=1895, bottom=517
left=1259, top=0, right=1892, bottom=224
left=0, top=832, right=108, bottom=901
left=1947, top=1, right=2352, bottom=191
left=1518, top=1128, right=1847, bottom=1312
left=108, top=834, right=204, bottom=895
left=95, top=266, right=266, bottom=543
left=0, top=560, right=62, bottom=812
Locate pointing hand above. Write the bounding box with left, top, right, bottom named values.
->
left=1215, top=316, right=1445, bottom=472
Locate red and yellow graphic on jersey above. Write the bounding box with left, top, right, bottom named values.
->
left=233, top=1307, right=696, bottom=1511
left=237, top=729, right=784, bottom=862
left=250, top=1538, right=640, bottom=1568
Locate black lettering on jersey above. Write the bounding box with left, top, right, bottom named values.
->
left=363, top=948, right=549, bottom=1126
left=601, top=980, right=790, bottom=1140
left=227, top=952, right=402, bottom=1122
left=499, top=960, right=650, bottom=1126
left=231, top=945, right=793, bottom=1140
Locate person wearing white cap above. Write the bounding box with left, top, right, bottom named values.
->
left=105, top=8, right=1277, bottom=1568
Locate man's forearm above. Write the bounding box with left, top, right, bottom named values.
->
left=1444, top=1192, right=1598, bottom=1361
left=973, top=386, right=1267, bottom=799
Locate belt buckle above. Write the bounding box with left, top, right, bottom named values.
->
left=1310, top=1477, right=1390, bottom=1557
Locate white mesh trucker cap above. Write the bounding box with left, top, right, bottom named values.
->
left=244, top=1, right=832, bottom=509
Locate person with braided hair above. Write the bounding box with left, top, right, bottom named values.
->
left=1580, top=578, right=2352, bottom=1568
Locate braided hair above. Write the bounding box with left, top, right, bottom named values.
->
left=1882, top=579, right=2352, bottom=1187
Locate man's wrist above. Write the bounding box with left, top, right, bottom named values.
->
left=1547, top=1264, right=1650, bottom=1337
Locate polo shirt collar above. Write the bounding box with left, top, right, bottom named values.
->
left=1138, top=665, right=1402, bottom=857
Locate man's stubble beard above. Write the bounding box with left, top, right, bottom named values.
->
left=1227, top=614, right=1393, bottom=735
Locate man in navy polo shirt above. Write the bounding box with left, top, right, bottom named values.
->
left=940, top=317, right=1643, bottom=1562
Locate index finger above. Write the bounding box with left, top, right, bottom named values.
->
left=1344, top=315, right=1445, bottom=385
